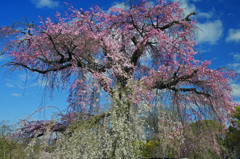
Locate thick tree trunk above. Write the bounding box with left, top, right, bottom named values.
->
left=110, top=85, right=139, bottom=158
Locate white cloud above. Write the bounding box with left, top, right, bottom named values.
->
left=226, top=29, right=240, bottom=43
left=111, top=2, right=129, bottom=9
left=31, top=0, right=59, bottom=9
left=173, top=0, right=196, bottom=15
left=228, top=62, right=240, bottom=74
left=11, top=93, right=22, bottom=97
left=175, top=0, right=220, bottom=46
left=180, top=0, right=196, bottom=12
left=109, top=2, right=130, bottom=12
left=6, top=83, right=14, bottom=88
left=107, top=2, right=130, bottom=18
left=174, top=0, right=216, bottom=20
left=233, top=53, right=240, bottom=61
left=196, top=20, right=223, bottom=44
left=230, top=83, right=240, bottom=97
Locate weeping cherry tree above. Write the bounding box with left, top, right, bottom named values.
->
left=0, top=0, right=237, bottom=158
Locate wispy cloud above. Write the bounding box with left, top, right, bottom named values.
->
left=233, top=53, right=240, bottom=61
left=198, top=11, right=213, bottom=19
left=6, top=83, right=14, bottom=88
left=0, top=56, right=6, bottom=61
left=19, top=73, right=30, bottom=82
left=31, top=79, right=49, bottom=87
left=229, top=54, right=240, bottom=98
left=31, top=0, right=59, bottom=9
left=11, top=93, right=22, bottom=97
left=196, top=20, right=223, bottom=44
left=226, top=29, right=240, bottom=43
left=228, top=53, right=240, bottom=73
left=229, top=63, right=240, bottom=70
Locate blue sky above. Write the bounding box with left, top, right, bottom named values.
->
left=0, top=0, right=240, bottom=124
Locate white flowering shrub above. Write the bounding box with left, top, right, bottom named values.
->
left=49, top=85, right=148, bottom=158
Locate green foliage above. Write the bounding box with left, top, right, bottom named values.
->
left=140, top=138, right=180, bottom=158
left=0, top=137, right=28, bottom=159
left=225, top=126, right=240, bottom=151
left=0, top=122, right=27, bottom=159
left=141, top=139, right=160, bottom=158
left=190, top=120, right=224, bottom=132
left=232, top=105, right=240, bottom=127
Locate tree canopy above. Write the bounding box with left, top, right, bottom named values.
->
left=0, top=0, right=237, bottom=158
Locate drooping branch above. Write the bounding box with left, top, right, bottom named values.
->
left=4, top=62, right=72, bottom=74
left=1, top=39, right=25, bottom=56
left=159, top=12, right=197, bottom=31
left=40, top=31, right=65, bottom=62
left=129, top=12, right=196, bottom=66
left=171, top=87, right=210, bottom=97
left=152, top=69, right=211, bottom=97
left=153, top=70, right=198, bottom=89
left=23, top=112, right=111, bottom=139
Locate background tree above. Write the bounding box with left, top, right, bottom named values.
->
left=0, top=0, right=237, bottom=158
left=183, top=120, right=227, bottom=158
left=225, top=105, right=240, bottom=158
